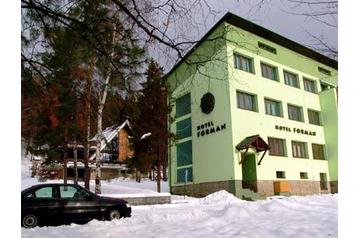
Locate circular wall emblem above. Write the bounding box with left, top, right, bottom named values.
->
left=200, top=92, right=215, bottom=114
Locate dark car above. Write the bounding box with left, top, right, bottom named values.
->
left=21, top=183, right=131, bottom=228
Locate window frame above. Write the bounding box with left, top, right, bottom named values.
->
left=312, top=143, right=326, bottom=160
left=260, top=62, right=279, bottom=81
left=268, top=137, right=286, bottom=157
left=175, top=93, right=191, bottom=118
left=291, top=141, right=308, bottom=159
left=234, top=53, right=254, bottom=74
left=176, top=140, right=192, bottom=167
left=276, top=171, right=286, bottom=179
left=177, top=166, right=193, bottom=183
left=308, top=109, right=321, bottom=126
left=300, top=172, right=308, bottom=179
left=318, top=67, right=331, bottom=76
left=258, top=42, right=277, bottom=54
left=287, top=104, right=304, bottom=122
left=236, top=91, right=258, bottom=112
left=283, top=70, right=300, bottom=88
left=264, top=98, right=283, bottom=117
left=303, top=77, right=317, bottom=93
left=176, top=117, right=192, bottom=140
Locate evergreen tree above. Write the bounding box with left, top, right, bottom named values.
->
left=22, top=0, right=145, bottom=192
left=133, top=59, right=171, bottom=191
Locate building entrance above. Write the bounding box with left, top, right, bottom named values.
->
left=241, top=153, right=257, bottom=191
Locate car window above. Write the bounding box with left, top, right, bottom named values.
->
left=23, top=192, right=35, bottom=199
left=59, top=185, right=90, bottom=200
left=34, top=187, right=54, bottom=198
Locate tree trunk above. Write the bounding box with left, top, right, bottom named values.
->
left=73, top=138, right=78, bottom=185
left=156, top=145, right=161, bottom=193
left=84, top=58, right=94, bottom=190
left=94, top=27, right=117, bottom=194
left=149, top=169, right=152, bottom=180
left=63, top=148, right=68, bottom=185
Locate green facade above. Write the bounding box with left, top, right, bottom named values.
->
left=167, top=13, right=338, bottom=197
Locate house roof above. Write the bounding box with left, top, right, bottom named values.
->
left=89, top=119, right=132, bottom=160
left=166, top=12, right=337, bottom=78
left=235, top=135, right=270, bottom=152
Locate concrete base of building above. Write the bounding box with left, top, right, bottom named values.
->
left=171, top=180, right=234, bottom=197
left=171, top=179, right=332, bottom=198
left=329, top=181, right=338, bottom=193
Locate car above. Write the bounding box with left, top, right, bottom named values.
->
left=21, top=183, right=131, bottom=228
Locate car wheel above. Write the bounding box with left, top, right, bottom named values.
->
left=22, top=215, right=38, bottom=228
left=108, top=209, right=121, bottom=221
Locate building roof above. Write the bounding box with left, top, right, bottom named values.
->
left=167, top=12, right=337, bottom=77
left=89, top=120, right=132, bottom=160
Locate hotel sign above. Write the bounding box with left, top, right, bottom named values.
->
left=197, top=121, right=226, bottom=138
left=275, top=125, right=316, bottom=136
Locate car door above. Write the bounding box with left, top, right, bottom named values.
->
left=58, top=185, right=101, bottom=222
left=22, top=185, right=61, bottom=225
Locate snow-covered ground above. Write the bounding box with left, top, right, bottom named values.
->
left=21, top=156, right=338, bottom=238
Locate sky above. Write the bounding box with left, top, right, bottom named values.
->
left=145, top=0, right=337, bottom=72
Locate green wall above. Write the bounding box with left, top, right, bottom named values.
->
left=167, top=20, right=338, bottom=189
left=319, top=89, right=338, bottom=181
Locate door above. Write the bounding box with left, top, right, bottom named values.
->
left=58, top=185, right=100, bottom=222
left=320, top=173, right=328, bottom=190
left=241, top=153, right=257, bottom=190
left=22, top=185, right=61, bottom=225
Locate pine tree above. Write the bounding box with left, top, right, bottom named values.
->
left=22, top=0, right=145, bottom=193
left=134, top=59, right=171, bottom=192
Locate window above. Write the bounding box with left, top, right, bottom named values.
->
left=176, top=118, right=192, bottom=139
left=237, top=91, right=257, bottom=111
left=318, top=67, right=331, bottom=76
left=34, top=187, right=55, bottom=199
left=321, top=83, right=329, bottom=91
left=284, top=71, right=299, bottom=88
left=300, top=172, right=308, bottom=179
left=177, top=140, right=192, bottom=166
left=303, top=78, right=317, bottom=93
left=308, top=109, right=321, bottom=126
left=261, top=63, right=278, bottom=81
left=276, top=171, right=286, bottom=179
left=258, top=42, right=277, bottom=54
left=59, top=185, right=90, bottom=200
left=268, top=137, right=285, bottom=156
left=176, top=93, right=191, bottom=117
left=312, top=144, right=326, bottom=160
left=234, top=54, right=254, bottom=73
left=288, top=104, right=304, bottom=122
left=177, top=167, right=193, bottom=183
left=292, top=141, right=307, bottom=158
left=265, top=98, right=282, bottom=117
left=25, top=192, right=35, bottom=198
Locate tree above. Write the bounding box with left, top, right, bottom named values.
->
left=134, top=59, right=171, bottom=192
left=22, top=0, right=145, bottom=193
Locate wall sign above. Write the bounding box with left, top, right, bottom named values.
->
left=197, top=121, right=226, bottom=138
left=275, top=125, right=316, bottom=136
left=200, top=92, right=215, bottom=114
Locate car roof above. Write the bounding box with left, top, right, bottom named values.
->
left=21, top=183, right=95, bottom=196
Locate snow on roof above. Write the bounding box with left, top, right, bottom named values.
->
left=89, top=120, right=131, bottom=160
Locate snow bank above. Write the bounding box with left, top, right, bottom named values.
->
left=22, top=192, right=337, bottom=238
left=196, top=190, right=246, bottom=205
